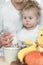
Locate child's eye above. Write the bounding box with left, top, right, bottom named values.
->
left=29, top=17, right=32, bottom=19
left=24, top=17, right=27, bottom=19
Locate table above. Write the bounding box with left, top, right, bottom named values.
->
left=0, top=56, right=10, bottom=65
left=0, top=56, right=22, bottom=65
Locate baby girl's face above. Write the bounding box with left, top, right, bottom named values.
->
left=22, top=8, right=39, bottom=29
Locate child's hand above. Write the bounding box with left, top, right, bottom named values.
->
left=0, top=32, right=13, bottom=47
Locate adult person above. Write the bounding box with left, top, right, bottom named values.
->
left=0, top=0, right=31, bottom=56
left=0, top=0, right=5, bottom=8
left=0, top=0, right=30, bottom=48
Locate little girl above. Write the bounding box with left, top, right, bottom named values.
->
left=13, top=0, right=41, bottom=48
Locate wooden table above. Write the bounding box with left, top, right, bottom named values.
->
left=0, top=56, right=22, bottom=65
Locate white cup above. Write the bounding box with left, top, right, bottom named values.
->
left=4, top=47, right=19, bottom=64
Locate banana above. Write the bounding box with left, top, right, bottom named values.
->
left=24, top=40, right=36, bottom=46
left=18, top=45, right=37, bottom=63
left=18, top=27, right=43, bottom=63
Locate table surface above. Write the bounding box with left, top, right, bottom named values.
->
left=0, top=56, right=22, bottom=65
left=0, top=56, right=10, bottom=65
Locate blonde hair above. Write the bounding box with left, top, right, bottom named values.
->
left=22, top=0, right=41, bottom=18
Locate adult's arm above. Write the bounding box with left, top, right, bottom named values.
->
left=0, top=10, right=13, bottom=47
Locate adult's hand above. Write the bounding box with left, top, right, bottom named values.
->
left=0, top=32, right=13, bottom=47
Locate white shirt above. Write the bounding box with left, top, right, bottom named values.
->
left=17, top=25, right=39, bottom=42
left=0, top=0, right=5, bottom=8
left=0, top=0, right=23, bottom=33
left=13, top=25, right=40, bottom=47
left=0, top=0, right=23, bottom=56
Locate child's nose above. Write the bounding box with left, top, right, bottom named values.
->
left=26, top=20, right=29, bottom=22
left=26, top=18, right=30, bottom=22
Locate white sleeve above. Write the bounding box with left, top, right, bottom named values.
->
left=11, top=34, right=18, bottom=47
left=11, top=32, right=23, bottom=47
left=12, top=36, right=18, bottom=45
left=0, top=9, right=3, bottom=34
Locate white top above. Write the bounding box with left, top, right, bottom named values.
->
left=0, top=0, right=23, bottom=56
left=17, top=25, right=39, bottom=42
left=13, top=25, right=39, bottom=47
left=0, top=0, right=23, bottom=33
left=0, top=0, right=5, bottom=8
